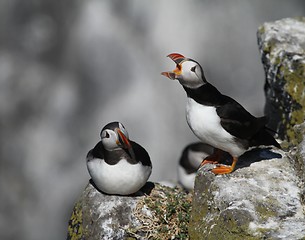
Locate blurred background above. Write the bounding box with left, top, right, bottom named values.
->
left=0, top=0, right=304, bottom=239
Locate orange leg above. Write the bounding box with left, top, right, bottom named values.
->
left=211, top=157, right=238, bottom=175
left=200, top=148, right=224, bottom=167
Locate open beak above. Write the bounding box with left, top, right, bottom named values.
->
left=116, top=129, right=136, bottom=159
left=161, top=53, right=186, bottom=80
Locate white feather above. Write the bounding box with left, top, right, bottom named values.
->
left=186, top=97, right=246, bottom=157
left=187, top=149, right=210, bottom=169
left=87, top=158, right=152, bottom=195
left=178, top=148, right=211, bottom=190
left=177, top=165, right=196, bottom=191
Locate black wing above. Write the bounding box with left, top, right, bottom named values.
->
left=216, top=96, right=267, bottom=140
left=87, top=141, right=105, bottom=161
left=131, top=141, right=152, bottom=167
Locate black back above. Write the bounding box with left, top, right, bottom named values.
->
left=86, top=141, right=104, bottom=161
left=131, top=141, right=152, bottom=166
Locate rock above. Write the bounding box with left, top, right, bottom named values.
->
left=189, top=148, right=305, bottom=239
left=67, top=181, right=192, bottom=240
left=290, top=123, right=305, bottom=203
left=257, top=17, right=305, bottom=144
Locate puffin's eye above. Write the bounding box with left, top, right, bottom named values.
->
left=100, top=130, right=111, bottom=139
left=105, top=132, right=110, bottom=138
left=191, top=66, right=196, bottom=72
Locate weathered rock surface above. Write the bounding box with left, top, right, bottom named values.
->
left=189, top=148, right=305, bottom=239
left=67, top=181, right=192, bottom=240
left=257, top=17, right=305, bottom=144
left=291, top=123, right=305, bottom=204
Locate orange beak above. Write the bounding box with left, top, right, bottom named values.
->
left=116, top=128, right=136, bottom=159
left=161, top=71, right=176, bottom=79
left=161, top=53, right=186, bottom=79
left=117, top=129, right=131, bottom=149
left=167, top=53, right=186, bottom=63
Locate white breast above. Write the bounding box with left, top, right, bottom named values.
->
left=87, top=158, right=152, bottom=195
left=185, top=97, right=246, bottom=157
left=178, top=148, right=211, bottom=190
left=177, top=165, right=196, bottom=191
left=188, top=149, right=211, bottom=169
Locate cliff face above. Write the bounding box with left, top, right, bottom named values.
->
left=257, top=17, right=305, bottom=144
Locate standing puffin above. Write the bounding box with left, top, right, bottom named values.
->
left=162, top=53, right=280, bottom=174
left=86, top=121, right=152, bottom=195
left=178, top=142, right=214, bottom=190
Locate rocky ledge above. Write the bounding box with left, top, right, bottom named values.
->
left=67, top=182, right=192, bottom=240
left=189, top=147, right=305, bottom=239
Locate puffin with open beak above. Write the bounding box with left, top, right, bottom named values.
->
left=86, top=121, right=152, bottom=195
left=162, top=53, right=280, bottom=174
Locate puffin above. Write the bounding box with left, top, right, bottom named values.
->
left=86, top=121, right=152, bottom=195
left=162, top=53, right=281, bottom=174
left=178, top=142, right=214, bottom=190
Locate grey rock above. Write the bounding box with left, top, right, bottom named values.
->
left=67, top=182, right=152, bottom=240
left=290, top=123, right=305, bottom=206
left=189, top=148, right=305, bottom=239
left=257, top=17, right=305, bottom=144
left=67, top=182, right=192, bottom=240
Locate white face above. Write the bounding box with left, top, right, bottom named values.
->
left=100, top=123, right=129, bottom=151
left=177, top=61, right=204, bottom=88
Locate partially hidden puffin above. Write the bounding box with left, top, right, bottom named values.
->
left=86, top=122, right=152, bottom=195
left=178, top=142, right=214, bottom=190
left=162, top=53, right=281, bottom=174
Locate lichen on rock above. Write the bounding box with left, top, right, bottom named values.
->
left=290, top=123, right=305, bottom=205
left=257, top=17, right=305, bottom=145
left=67, top=201, right=83, bottom=240
left=67, top=182, right=192, bottom=240
left=189, top=148, right=305, bottom=239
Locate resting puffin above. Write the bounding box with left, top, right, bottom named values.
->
left=178, top=142, right=214, bottom=190
left=86, top=121, right=152, bottom=195
left=162, top=53, right=280, bottom=174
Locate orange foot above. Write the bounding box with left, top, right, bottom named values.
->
left=211, top=157, right=238, bottom=175
left=200, top=159, right=219, bottom=167
left=211, top=165, right=234, bottom=174
left=199, top=148, right=224, bottom=167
